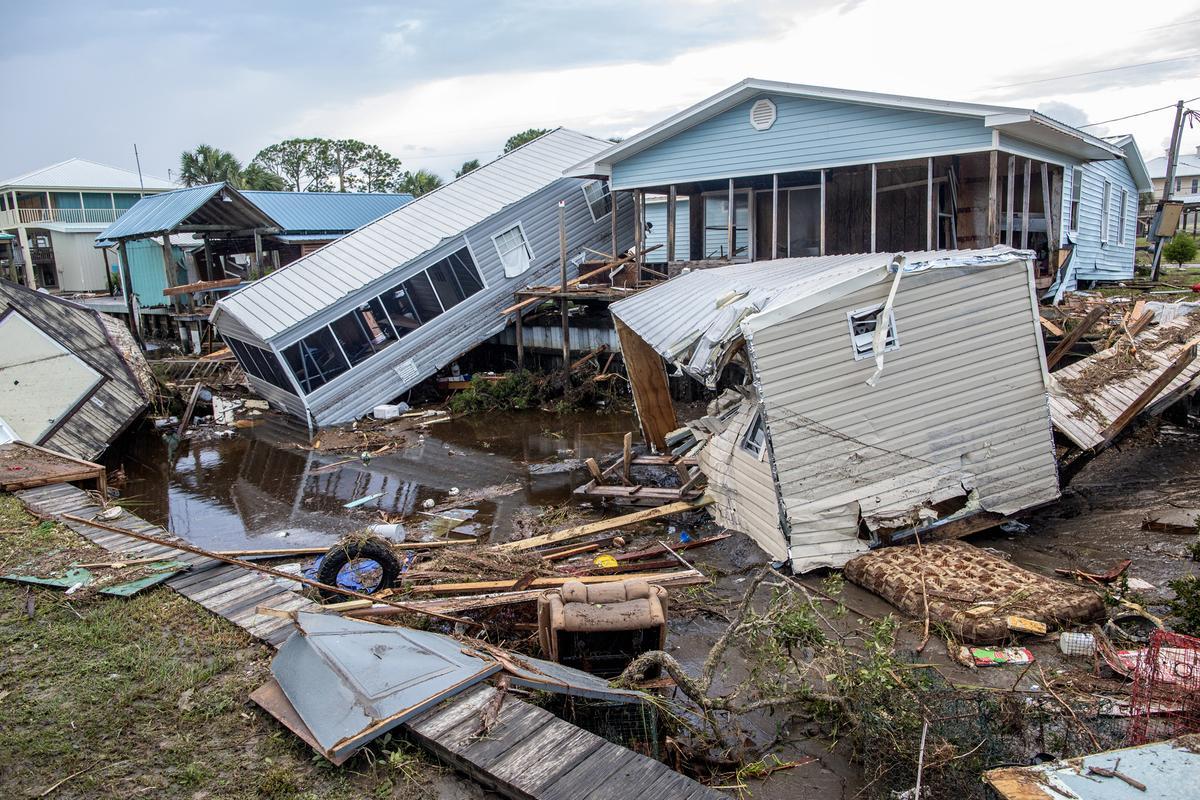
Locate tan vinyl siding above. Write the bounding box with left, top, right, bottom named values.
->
left=748, top=260, right=1058, bottom=570
left=698, top=401, right=787, bottom=560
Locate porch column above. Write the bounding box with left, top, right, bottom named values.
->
left=254, top=230, right=264, bottom=277
left=820, top=169, right=826, bottom=256
left=870, top=164, right=877, bottom=253
left=726, top=179, right=735, bottom=259
left=633, top=190, right=643, bottom=267
left=667, top=185, right=676, bottom=263
left=610, top=189, right=618, bottom=260
left=1021, top=159, right=1032, bottom=249
left=1005, top=156, right=1016, bottom=246
left=926, top=157, right=934, bottom=250
left=1041, top=163, right=1056, bottom=254
left=15, top=226, right=37, bottom=289
left=987, top=150, right=999, bottom=245
left=771, top=174, right=779, bottom=260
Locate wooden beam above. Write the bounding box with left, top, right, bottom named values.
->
left=622, top=431, right=632, bottom=483
left=610, top=187, right=618, bottom=261
left=558, top=200, right=569, bottom=384
left=614, top=318, right=677, bottom=453
left=1046, top=306, right=1106, bottom=370
left=726, top=179, right=735, bottom=258
left=666, top=185, right=676, bottom=263
left=1102, top=341, right=1199, bottom=445
left=819, top=169, right=826, bottom=255
left=771, top=174, right=779, bottom=260
left=1041, top=162, right=1056, bottom=253
left=408, top=570, right=701, bottom=596
left=1006, top=155, right=1016, bottom=246
left=1039, top=317, right=1065, bottom=337
left=870, top=163, right=877, bottom=253
left=1021, top=159, right=1032, bottom=249
left=1128, top=310, right=1153, bottom=337
left=162, top=277, right=241, bottom=296
left=499, top=496, right=714, bottom=551
left=498, top=245, right=661, bottom=315
left=926, top=157, right=934, bottom=250
left=987, top=150, right=999, bottom=245
left=514, top=310, right=524, bottom=370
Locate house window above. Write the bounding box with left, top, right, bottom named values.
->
left=1101, top=180, right=1112, bottom=243
left=225, top=336, right=295, bottom=394
left=741, top=411, right=766, bottom=458
left=703, top=193, right=749, bottom=258
left=847, top=304, right=899, bottom=360
left=1069, top=168, right=1083, bottom=232
left=582, top=180, right=612, bottom=222
left=330, top=298, right=397, bottom=367
left=282, top=327, right=351, bottom=395
left=1118, top=189, right=1128, bottom=245
left=1192, top=178, right=1199, bottom=194
left=493, top=224, right=533, bottom=278
left=379, top=282, right=424, bottom=335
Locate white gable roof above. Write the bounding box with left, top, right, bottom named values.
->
left=213, top=128, right=612, bottom=341
left=0, top=158, right=175, bottom=191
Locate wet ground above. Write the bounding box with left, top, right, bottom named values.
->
left=99, top=409, right=1200, bottom=799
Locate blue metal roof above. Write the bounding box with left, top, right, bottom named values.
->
left=241, top=191, right=413, bottom=234
left=96, top=183, right=227, bottom=242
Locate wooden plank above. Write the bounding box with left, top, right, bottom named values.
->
left=407, top=570, right=696, bottom=596
left=614, top=319, right=677, bottom=453
left=622, top=432, right=632, bottom=484
left=540, top=744, right=642, bottom=800
left=162, top=277, right=241, bottom=297
left=498, top=246, right=661, bottom=315
left=454, top=705, right=552, bottom=768
left=177, top=383, right=203, bottom=436
left=1039, top=317, right=1064, bottom=337
left=500, top=497, right=713, bottom=551
left=408, top=686, right=497, bottom=740
left=488, top=720, right=607, bottom=794
left=1101, top=341, right=1199, bottom=445
left=1046, top=306, right=1105, bottom=369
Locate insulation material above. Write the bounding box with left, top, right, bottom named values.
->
left=844, top=541, right=1105, bottom=642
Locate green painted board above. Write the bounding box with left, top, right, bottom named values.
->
left=2, top=561, right=188, bottom=597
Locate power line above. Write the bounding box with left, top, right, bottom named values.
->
left=1080, top=96, right=1200, bottom=128
left=992, top=55, right=1199, bottom=89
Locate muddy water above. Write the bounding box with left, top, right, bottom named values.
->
left=104, top=410, right=635, bottom=551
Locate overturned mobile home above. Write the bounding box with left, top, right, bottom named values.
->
left=0, top=278, right=154, bottom=460
left=210, top=129, right=632, bottom=426
left=610, top=246, right=1061, bottom=572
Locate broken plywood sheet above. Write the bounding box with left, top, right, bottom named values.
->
left=844, top=541, right=1104, bottom=642
left=1050, top=314, right=1200, bottom=450
left=0, top=441, right=105, bottom=492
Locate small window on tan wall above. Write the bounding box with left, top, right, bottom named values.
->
left=847, top=304, right=899, bottom=360
left=741, top=411, right=766, bottom=459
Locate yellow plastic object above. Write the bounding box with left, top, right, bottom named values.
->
left=593, top=554, right=618, bottom=568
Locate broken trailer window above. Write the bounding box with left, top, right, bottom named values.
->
left=493, top=224, right=533, bottom=277
left=742, top=411, right=766, bottom=458
left=582, top=180, right=612, bottom=222
left=379, top=283, right=424, bottom=334
left=282, top=327, right=351, bottom=394
left=224, top=336, right=295, bottom=394
left=330, top=298, right=398, bottom=367
left=846, top=304, right=898, bottom=360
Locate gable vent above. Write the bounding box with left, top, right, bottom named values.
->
left=749, top=98, right=777, bottom=131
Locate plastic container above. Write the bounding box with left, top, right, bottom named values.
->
left=1058, top=631, right=1096, bottom=657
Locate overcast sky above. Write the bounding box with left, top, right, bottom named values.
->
left=3, top=0, right=1198, bottom=184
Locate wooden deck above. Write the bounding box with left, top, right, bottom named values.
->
left=407, top=684, right=727, bottom=800
left=15, top=482, right=317, bottom=646
left=15, top=482, right=729, bottom=798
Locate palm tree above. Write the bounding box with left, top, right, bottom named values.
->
left=455, top=159, right=481, bottom=178
left=179, top=145, right=243, bottom=187
left=401, top=169, right=444, bottom=196
left=239, top=163, right=288, bottom=191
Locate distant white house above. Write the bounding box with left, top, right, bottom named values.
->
left=1145, top=145, right=1200, bottom=235
left=0, top=158, right=174, bottom=292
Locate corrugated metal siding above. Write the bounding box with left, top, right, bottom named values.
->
left=1063, top=157, right=1138, bottom=282
left=697, top=400, right=786, bottom=559
left=241, top=191, right=413, bottom=233
left=611, top=94, right=993, bottom=190
left=747, top=261, right=1058, bottom=571
left=643, top=199, right=690, bottom=262
left=294, top=181, right=633, bottom=425
left=215, top=130, right=615, bottom=341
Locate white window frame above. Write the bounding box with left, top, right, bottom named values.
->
left=1069, top=168, right=1083, bottom=233
left=846, top=303, right=899, bottom=361
left=741, top=411, right=766, bottom=459
left=491, top=222, right=534, bottom=278
left=1101, top=179, right=1112, bottom=244
left=581, top=180, right=612, bottom=223
left=1118, top=188, right=1128, bottom=245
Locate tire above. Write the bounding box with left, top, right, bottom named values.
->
left=315, top=538, right=402, bottom=599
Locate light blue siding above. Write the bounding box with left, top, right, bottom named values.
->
left=1064, top=156, right=1138, bottom=282
left=611, top=93, right=994, bottom=189
left=124, top=239, right=187, bottom=308
left=643, top=198, right=690, bottom=262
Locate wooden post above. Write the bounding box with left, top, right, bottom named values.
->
left=1041, top=162, right=1056, bottom=254
left=514, top=310, right=525, bottom=370
left=614, top=319, right=677, bottom=453
left=1006, top=155, right=1016, bottom=246
left=1021, top=159, right=1032, bottom=249
left=926, top=157, right=934, bottom=251
left=558, top=200, right=569, bottom=385
left=819, top=169, right=826, bottom=256
left=117, top=239, right=143, bottom=347
left=633, top=190, right=643, bottom=276
left=771, top=173, right=779, bottom=259
left=666, top=185, right=676, bottom=263
left=987, top=150, right=999, bottom=245
left=726, top=179, right=735, bottom=259
left=1046, top=306, right=1105, bottom=370
left=870, top=163, right=877, bottom=253
left=253, top=229, right=264, bottom=277
left=610, top=189, right=618, bottom=261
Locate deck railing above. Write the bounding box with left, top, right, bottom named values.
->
left=1, top=207, right=127, bottom=226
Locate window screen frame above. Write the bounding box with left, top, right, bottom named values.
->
left=741, top=411, right=767, bottom=459
left=1118, top=188, right=1128, bottom=245
left=846, top=303, right=900, bottom=361
left=1100, top=179, right=1112, bottom=243
left=581, top=180, right=613, bottom=223
left=492, top=222, right=534, bottom=278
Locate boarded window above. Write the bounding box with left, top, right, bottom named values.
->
left=331, top=298, right=397, bottom=366
left=225, top=336, right=294, bottom=394
left=493, top=224, right=533, bottom=278
left=742, top=412, right=766, bottom=458
left=1069, top=168, right=1083, bottom=232
left=282, top=327, right=350, bottom=394
left=846, top=304, right=898, bottom=360
left=1101, top=180, right=1112, bottom=243
left=582, top=180, right=612, bottom=222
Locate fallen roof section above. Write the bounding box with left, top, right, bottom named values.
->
left=96, top=182, right=279, bottom=242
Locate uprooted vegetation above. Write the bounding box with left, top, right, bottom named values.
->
left=449, top=364, right=629, bottom=416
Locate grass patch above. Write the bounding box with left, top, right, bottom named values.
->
left=0, top=494, right=459, bottom=799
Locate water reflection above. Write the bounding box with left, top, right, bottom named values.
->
left=105, top=411, right=634, bottom=551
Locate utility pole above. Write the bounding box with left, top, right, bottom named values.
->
left=133, top=143, right=145, bottom=196
left=558, top=200, right=569, bottom=389
left=1151, top=100, right=1186, bottom=281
